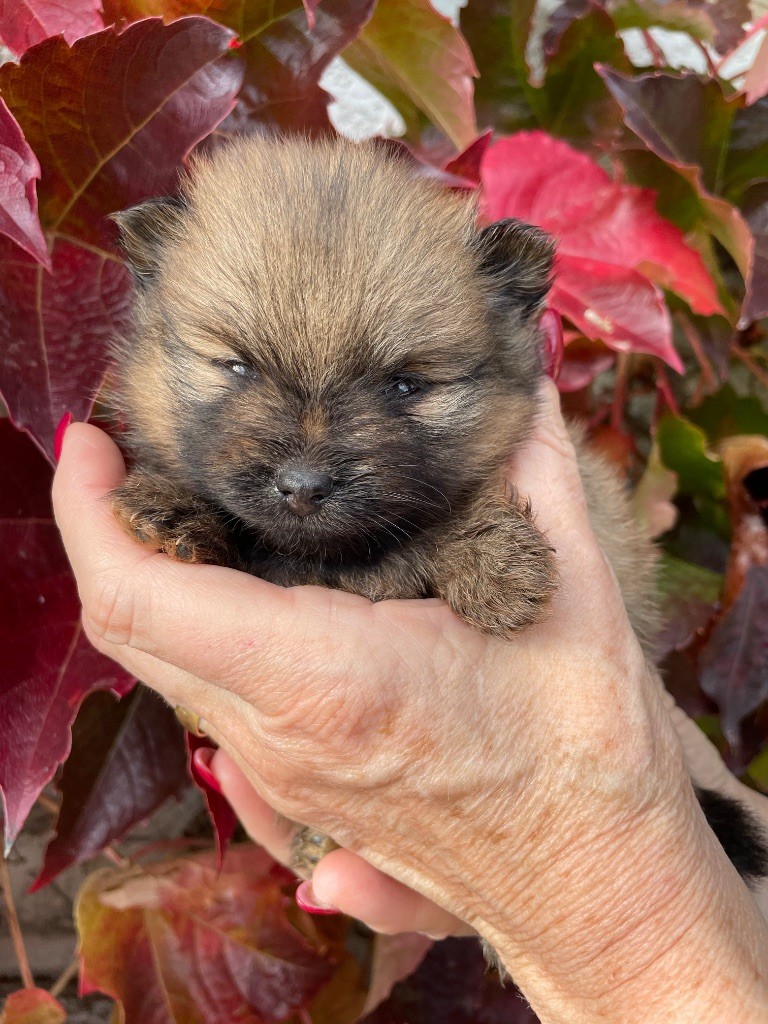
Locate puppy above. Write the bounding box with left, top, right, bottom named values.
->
left=109, top=137, right=768, bottom=950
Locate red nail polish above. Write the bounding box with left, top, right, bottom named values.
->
left=54, top=412, right=73, bottom=462
left=228, top=36, right=243, bottom=48
left=540, top=308, right=563, bottom=381
left=295, top=880, right=339, bottom=916
left=192, top=746, right=222, bottom=795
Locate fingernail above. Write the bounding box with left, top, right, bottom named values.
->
left=54, top=412, right=74, bottom=462
left=295, top=880, right=339, bottom=916
left=192, top=746, right=222, bottom=794
left=540, top=308, right=563, bottom=381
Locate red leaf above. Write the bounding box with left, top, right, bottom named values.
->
left=217, top=0, right=375, bottom=139
left=0, top=0, right=103, bottom=55
left=0, top=100, right=49, bottom=267
left=378, top=135, right=488, bottom=191
left=186, top=733, right=237, bottom=865
left=0, top=988, right=66, bottom=1024
left=0, top=237, right=133, bottom=463
left=480, top=132, right=723, bottom=370
left=0, top=18, right=242, bottom=245
left=557, top=335, right=614, bottom=393
left=0, top=17, right=242, bottom=460
left=0, top=420, right=133, bottom=852
left=77, top=846, right=352, bottom=1022
left=33, top=687, right=189, bottom=890
left=442, top=130, right=493, bottom=187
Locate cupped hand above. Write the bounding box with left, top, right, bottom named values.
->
left=53, top=382, right=768, bottom=1022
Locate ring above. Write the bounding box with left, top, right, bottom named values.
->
left=174, top=705, right=208, bottom=737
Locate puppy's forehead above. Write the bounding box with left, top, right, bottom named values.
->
left=161, top=138, right=489, bottom=382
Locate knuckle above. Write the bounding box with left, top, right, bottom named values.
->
left=81, top=559, right=153, bottom=651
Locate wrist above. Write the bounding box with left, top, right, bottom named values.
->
left=476, top=782, right=768, bottom=1023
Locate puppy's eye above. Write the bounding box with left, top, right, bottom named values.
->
left=215, top=359, right=253, bottom=379
left=385, top=377, right=423, bottom=399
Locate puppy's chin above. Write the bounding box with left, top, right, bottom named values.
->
left=224, top=497, right=410, bottom=563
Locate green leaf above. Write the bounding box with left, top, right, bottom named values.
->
left=539, top=6, right=631, bottom=144
left=689, top=382, right=768, bottom=441
left=658, top=553, right=723, bottom=605
left=343, top=0, right=478, bottom=149
left=459, top=0, right=538, bottom=133
left=657, top=412, right=726, bottom=500
left=609, top=0, right=750, bottom=51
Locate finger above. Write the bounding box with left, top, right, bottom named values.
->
left=211, top=749, right=294, bottom=865
left=509, top=380, right=598, bottom=556
left=312, top=848, right=473, bottom=938
left=53, top=423, right=376, bottom=709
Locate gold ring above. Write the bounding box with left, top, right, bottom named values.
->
left=174, top=705, right=208, bottom=737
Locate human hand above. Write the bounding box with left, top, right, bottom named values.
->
left=199, top=696, right=768, bottom=934
left=53, top=382, right=768, bottom=1023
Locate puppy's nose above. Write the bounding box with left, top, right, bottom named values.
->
left=275, top=468, right=334, bottom=517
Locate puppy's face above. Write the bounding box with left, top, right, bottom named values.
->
left=114, top=140, right=553, bottom=562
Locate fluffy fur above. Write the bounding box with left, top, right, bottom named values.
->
left=109, top=136, right=766, bottom=949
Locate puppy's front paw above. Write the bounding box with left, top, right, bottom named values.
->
left=435, top=495, right=557, bottom=639
left=112, top=475, right=232, bottom=566
left=290, top=825, right=339, bottom=879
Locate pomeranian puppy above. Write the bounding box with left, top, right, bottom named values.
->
left=109, top=137, right=767, bottom=937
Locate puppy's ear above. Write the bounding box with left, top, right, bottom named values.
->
left=472, top=218, right=555, bottom=318
left=111, top=195, right=187, bottom=289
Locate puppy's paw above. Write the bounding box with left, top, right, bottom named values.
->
left=112, top=475, right=232, bottom=566
left=290, top=825, right=339, bottom=880
left=435, top=495, right=557, bottom=638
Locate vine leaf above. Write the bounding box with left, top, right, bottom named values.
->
left=221, top=0, right=377, bottom=139
left=598, top=67, right=763, bottom=324
left=343, top=0, right=478, bottom=149
left=77, top=844, right=429, bottom=1024
left=361, top=937, right=540, bottom=1024
left=699, top=436, right=768, bottom=757
left=0, top=988, right=66, bottom=1024
left=0, top=420, right=133, bottom=853
left=186, top=732, right=238, bottom=865
left=33, top=687, right=189, bottom=890
left=0, top=0, right=103, bottom=55
left=0, top=100, right=49, bottom=267
left=0, top=17, right=242, bottom=461
left=481, top=131, right=723, bottom=369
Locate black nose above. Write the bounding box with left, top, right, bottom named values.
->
left=275, top=468, right=334, bottom=517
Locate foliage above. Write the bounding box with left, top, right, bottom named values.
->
left=0, top=0, right=767, bottom=1018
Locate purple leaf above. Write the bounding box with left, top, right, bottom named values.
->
left=0, top=99, right=49, bottom=267
left=0, top=0, right=103, bottom=55
left=0, top=420, right=133, bottom=852
left=33, top=687, right=189, bottom=889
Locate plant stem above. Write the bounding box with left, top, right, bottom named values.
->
left=693, top=39, right=719, bottom=78
left=37, top=792, right=60, bottom=815
left=102, top=845, right=130, bottom=869
left=642, top=29, right=665, bottom=67
left=50, top=955, right=79, bottom=998
left=675, top=312, right=717, bottom=400
left=0, top=855, right=35, bottom=989
left=732, top=345, right=768, bottom=390
left=611, top=353, right=630, bottom=431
